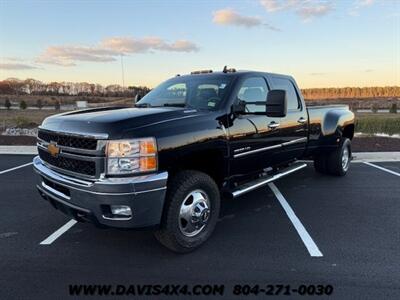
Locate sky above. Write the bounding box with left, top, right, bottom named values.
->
left=0, top=0, right=399, bottom=88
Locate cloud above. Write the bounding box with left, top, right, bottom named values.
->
left=36, top=36, right=199, bottom=66
left=213, top=8, right=263, bottom=27
left=297, top=3, right=333, bottom=21
left=260, top=0, right=294, bottom=12
left=37, top=46, right=118, bottom=66
left=102, top=37, right=199, bottom=53
left=2, top=57, right=25, bottom=62
left=0, top=63, right=39, bottom=70
left=212, top=8, right=280, bottom=30
left=260, top=0, right=334, bottom=21
left=348, top=0, right=375, bottom=16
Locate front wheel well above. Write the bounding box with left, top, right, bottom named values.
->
left=167, top=150, right=226, bottom=188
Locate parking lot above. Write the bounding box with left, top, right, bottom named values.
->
left=0, top=154, right=399, bottom=299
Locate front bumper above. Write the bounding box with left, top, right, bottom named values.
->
left=33, top=156, right=168, bottom=229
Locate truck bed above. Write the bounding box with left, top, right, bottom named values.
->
left=306, top=104, right=354, bottom=155
left=307, top=104, right=349, bottom=110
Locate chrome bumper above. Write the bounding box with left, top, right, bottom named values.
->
left=33, top=156, right=168, bottom=229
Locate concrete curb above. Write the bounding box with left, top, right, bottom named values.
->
left=0, top=146, right=398, bottom=162
left=351, top=152, right=400, bottom=162
left=0, top=146, right=37, bottom=155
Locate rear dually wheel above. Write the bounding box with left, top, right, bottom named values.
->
left=313, top=138, right=352, bottom=176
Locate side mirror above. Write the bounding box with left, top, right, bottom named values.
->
left=266, top=89, right=287, bottom=118
left=232, top=100, right=246, bottom=114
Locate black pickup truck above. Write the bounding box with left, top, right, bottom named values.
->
left=33, top=69, right=354, bottom=252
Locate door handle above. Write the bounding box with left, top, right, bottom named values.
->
left=297, top=117, right=307, bottom=124
left=268, top=121, right=280, bottom=129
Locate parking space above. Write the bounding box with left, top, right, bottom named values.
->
left=273, top=164, right=400, bottom=290
left=366, top=161, right=400, bottom=176
left=0, top=154, right=33, bottom=174
left=0, top=154, right=399, bottom=299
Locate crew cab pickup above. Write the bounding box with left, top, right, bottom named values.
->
left=33, top=69, right=355, bottom=252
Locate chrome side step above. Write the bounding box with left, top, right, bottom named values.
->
left=231, top=162, right=307, bottom=198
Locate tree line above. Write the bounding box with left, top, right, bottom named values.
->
left=2, top=78, right=399, bottom=101
left=301, top=86, right=400, bottom=100
left=0, top=79, right=150, bottom=98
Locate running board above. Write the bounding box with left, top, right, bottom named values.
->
left=230, top=163, right=307, bottom=198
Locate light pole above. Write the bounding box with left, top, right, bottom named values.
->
left=120, top=54, right=125, bottom=88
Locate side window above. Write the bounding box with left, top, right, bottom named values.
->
left=270, top=77, right=300, bottom=110
left=237, top=77, right=268, bottom=113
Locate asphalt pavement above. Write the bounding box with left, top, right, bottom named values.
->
left=0, top=155, right=399, bottom=299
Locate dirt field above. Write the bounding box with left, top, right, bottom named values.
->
left=0, top=109, right=55, bottom=129
left=351, top=136, right=400, bottom=152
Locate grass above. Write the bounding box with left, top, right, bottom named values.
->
left=305, top=98, right=400, bottom=110
left=355, top=113, right=400, bottom=135
left=0, top=109, right=55, bottom=130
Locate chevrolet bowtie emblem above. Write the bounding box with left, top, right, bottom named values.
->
left=48, top=142, right=60, bottom=157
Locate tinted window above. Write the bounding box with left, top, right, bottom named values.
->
left=237, top=77, right=268, bottom=113
left=165, top=83, right=187, bottom=103
left=137, top=76, right=231, bottom=110
left=271, top=77, right=300, bottom=110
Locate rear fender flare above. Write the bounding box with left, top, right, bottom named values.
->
left=322, top=109, right=355, bottom=137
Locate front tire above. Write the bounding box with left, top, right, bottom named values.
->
left=154, top=170, right=220, bottom=253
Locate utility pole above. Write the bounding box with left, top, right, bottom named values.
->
left=120, top=54, right=125, bottom=88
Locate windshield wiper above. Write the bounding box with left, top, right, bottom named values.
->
left=136, top=103, right=189, bottom=108
left=134, top=103, right=152, bottom=108
left=161, top=103, right=186, bottom=107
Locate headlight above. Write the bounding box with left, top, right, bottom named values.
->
left=106, top=137, right=157, bottom=175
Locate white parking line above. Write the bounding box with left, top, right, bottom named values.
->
left=364, top=162, right=400, bottom=177
left=268, top=182, right=323, bottom=257
left=40, top=219, right=77, bottom=245
left=0, top=162, right=33, bottom=175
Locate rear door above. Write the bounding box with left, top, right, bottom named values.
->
left=228, top=76, right=282, bottom=177
left=269, top=76, right=308, bottom=162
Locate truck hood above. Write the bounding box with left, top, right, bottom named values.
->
left=40, top=106, right=201, bottom=139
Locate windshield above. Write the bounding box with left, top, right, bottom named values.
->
left=136, top=75, right=232, bottom=110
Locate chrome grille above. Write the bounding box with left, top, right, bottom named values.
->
left=38, top=130, right=97, bottom=150
left=38, top=148, right=96, bottom=176
left=37, top=129, right=107, bottom=178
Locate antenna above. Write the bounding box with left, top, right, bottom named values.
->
left=120, top=54, right=125, bottom=88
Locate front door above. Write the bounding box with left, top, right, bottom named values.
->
left=228, top=76, right=282, bottom=179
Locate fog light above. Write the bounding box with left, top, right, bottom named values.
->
left=110, top=205, right=132, bottom=217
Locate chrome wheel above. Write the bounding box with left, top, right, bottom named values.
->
left=342, top=146, right=350, bottom=171
left=178, top=189, right=210, bottom=237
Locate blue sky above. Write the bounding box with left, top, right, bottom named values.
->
left=0, top=0, right=399, bottom=88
